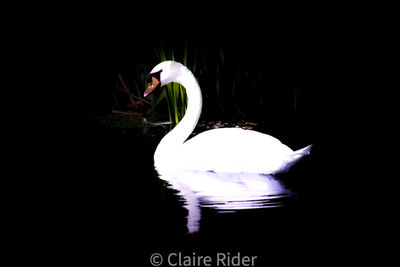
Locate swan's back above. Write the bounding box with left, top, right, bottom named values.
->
left=176, top=128, right=305, bottom=174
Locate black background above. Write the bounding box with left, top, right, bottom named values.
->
left=42, top=8, right=373, bottom=266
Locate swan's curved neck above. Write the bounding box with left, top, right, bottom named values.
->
left=156, top=66, right=202, bottom=155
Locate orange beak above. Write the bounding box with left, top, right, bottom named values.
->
left=144, top=76, right=160, bottom=98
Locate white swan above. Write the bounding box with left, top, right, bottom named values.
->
left=145, top=61, right=312, bottom=174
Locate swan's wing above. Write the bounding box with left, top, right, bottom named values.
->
left=184, top=128, right=292, bottom=154
left=181, top=128, right=294, bottom=173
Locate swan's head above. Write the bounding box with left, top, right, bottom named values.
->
left=144, top=61, right=185, bottom=97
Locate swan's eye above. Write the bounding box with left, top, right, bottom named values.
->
left=152, top=70, right=162, bottom=82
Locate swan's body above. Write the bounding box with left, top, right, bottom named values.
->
left=145, top=61, right=311, bottom=174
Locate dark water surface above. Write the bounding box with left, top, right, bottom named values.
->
left=67, top=119, right=354, bottom=266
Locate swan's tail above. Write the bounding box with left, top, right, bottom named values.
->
left=293, top=144, right=312, bottom=158
left=277, top=144, right=312, bottom=173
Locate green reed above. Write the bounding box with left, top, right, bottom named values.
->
left=151, top=44, right=191, bottom=124
left=147, top=41, right=300, bottom=126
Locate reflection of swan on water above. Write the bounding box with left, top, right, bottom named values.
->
left=144, top=61, right=311, bottom=174
left=158, top=170, right=290, bottom=233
